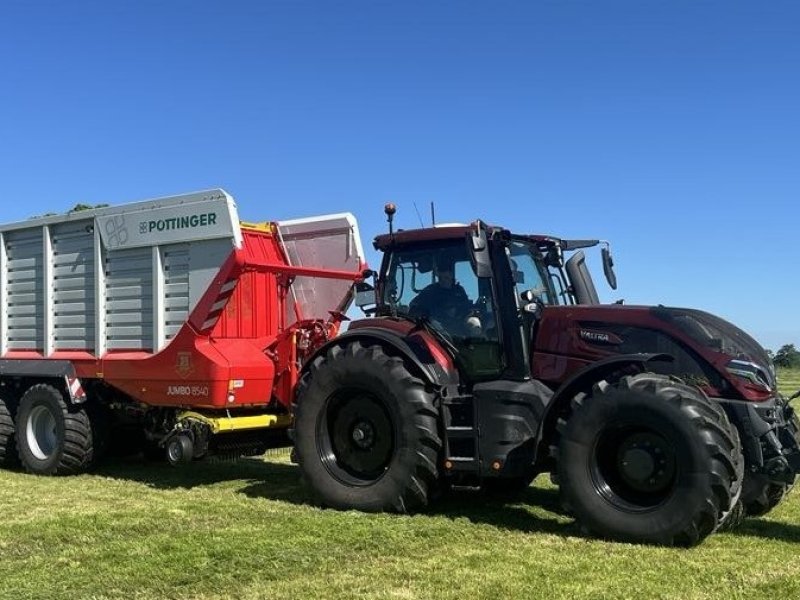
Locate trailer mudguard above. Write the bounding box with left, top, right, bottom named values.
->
left=0, top=359, right=87, bottom=404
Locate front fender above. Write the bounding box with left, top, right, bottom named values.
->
left=537, top=353, right=674, bottom=456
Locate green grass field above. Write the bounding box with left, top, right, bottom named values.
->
left=2, top=371, right=800, bottom=600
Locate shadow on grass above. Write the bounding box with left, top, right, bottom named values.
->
left=427, top=484, right=584, bottom=538
left=89, top=457, right=800, bottom=544
left=729, top=517, right=800, bottom=544
left=93, top=456, right=584, bottom=538
left=93, top=453, right=313, bottom=503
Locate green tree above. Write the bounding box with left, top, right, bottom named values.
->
left=69, top=203, right=108, bottom=212
left=774, top=344, right=800, bottom=368
left=30, top=203, right=109, bottom=219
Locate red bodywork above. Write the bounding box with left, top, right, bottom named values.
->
left=3, top=227, right=364, bottom=410
left=532, top=304, right=768, bottom=401
left=347, top=318, right=456, bottom=373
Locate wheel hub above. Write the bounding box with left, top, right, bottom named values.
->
left=621, top=448, right=655, bottom=481
left=322, top=391, right=395, bottom=484
left=617, top=435, right=672, bottom=493
left=27, top=405, right=58, bottom=461
left=351, top=421, right=376, bottom=449
left=594, top=426, right=677, bottom=510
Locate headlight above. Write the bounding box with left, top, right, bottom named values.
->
left=726, top=359, right=773, bottom=391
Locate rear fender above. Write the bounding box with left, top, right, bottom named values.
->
left=299, top=327, right=455, bottom=389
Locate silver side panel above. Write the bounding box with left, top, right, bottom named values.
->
left=5, top=228, right=44, bottom=350
left=0, top=189, right=242, bottom=356
left=162, top=243, right=190, bottom=341
left=51, top=220, right=95, bottom=351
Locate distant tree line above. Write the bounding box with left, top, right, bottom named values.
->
left=770, top=344, right=800, bottom=369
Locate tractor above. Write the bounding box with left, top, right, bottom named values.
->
left=292, top=205, right=800, bottom=546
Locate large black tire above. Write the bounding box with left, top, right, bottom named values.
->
left=555, top=373, right=743, bottom=546
left=15, top=384, right=95, bottom=475
left=741, top=474, right=793, bottom=517
left=0, top=397, right=17, bottom=467
left=292, top=341, right=441, bottom=513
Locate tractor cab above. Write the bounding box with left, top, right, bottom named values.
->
left=362, top=212, right=618, bottom=383
left=368, top=222, right=539, bottom=382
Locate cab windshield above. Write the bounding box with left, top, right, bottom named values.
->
left=382, top=239, right=503, bottom=379
left=506, top=239, right=558, bottom=305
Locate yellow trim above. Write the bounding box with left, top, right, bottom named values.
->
left=177, top=411, right=291, bottom=434
left=240, top=221, right=276, bottom=233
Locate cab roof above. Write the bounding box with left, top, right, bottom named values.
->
left=373, top=223, right=560, bottom=251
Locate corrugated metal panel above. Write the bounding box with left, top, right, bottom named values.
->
left=162, top=243, right=189, bottom=340
left=105, top=246, right=153, bottom=350
left=0, top=190, right=244, bottom=357
left=5, top=229, right=43, bottom=350
left=52, top=220, right=95, bottom=351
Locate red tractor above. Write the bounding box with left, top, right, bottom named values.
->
left=292, top=205, right=800, bottom=546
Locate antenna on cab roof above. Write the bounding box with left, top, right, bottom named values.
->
left=412, top=202, right=425, bottom=228
left=430, top=201, right=436, bottom=227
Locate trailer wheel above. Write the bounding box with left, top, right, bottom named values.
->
left=0, top=398, right=17, bottom=467
left=166, top=434, right=194, bottom=466
left=292, top=341, right=441, bottom=513
left=556, top=373, right=742, bottom=546
left=15, top=384, right=95, bottom=475
left=741, top=474, right=793, bottom=517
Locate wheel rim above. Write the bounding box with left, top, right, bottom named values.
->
left=26, top=405, right=59, bottom=461
left=167, top=440, right=183, bottom=463
left=592, top=425, right=677, bottom=512
left=318, top=390, right=395, bottom=486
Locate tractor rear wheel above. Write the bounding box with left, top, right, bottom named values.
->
left=556, top=373, right=743, bottom=546
left=0, top=397, right=17, bottom=467
left=15, top=384, right=95, bottom=475
left=292, top=341, right=441, bottom=513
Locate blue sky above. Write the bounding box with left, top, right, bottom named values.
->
left=1, top=1, right=798, bottom=350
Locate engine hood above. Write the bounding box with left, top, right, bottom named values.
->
left=533, top=304, right=775, bottom=399
left=649, top=306, right=775, bottom=389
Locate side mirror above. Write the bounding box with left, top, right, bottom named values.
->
left=546, top=245, right=564, bottom=268
left=469, top=224, right=492, bottom=278
left=601, top=245, right=618, bottom=290
left=354, top=281, right=376, bottom=310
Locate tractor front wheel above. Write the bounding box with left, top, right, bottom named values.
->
left=556, top=373, right=742, bottom=546
left=741, top=474, right=794, bottom=517
left=292, top=341, right=441, bottom=513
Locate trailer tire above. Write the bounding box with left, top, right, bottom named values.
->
left=15, top=384, right=95, bottom=475
left=741, top=474, right=793, bottom=517
left=556, top=373, right=742, bottom=546
left=292, top=341, right=441, bottom=513
left=0, top=398, right=17, bottom=468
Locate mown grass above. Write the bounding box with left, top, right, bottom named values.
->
left=2, top=372, right=800, bottom=600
